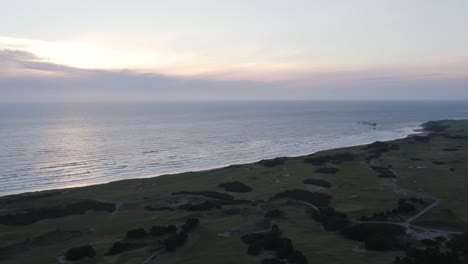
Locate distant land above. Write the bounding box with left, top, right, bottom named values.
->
left=0, top=120, right=467, bottom=264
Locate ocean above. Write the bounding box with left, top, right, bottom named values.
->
left=1, top=101, right=468, bottom=197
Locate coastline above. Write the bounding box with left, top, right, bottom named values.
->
left=0, top=121, right=429, bottom=198
left=1, top=119, right=467, bottom=264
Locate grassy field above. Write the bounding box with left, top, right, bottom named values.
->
left=0, top=120, right=467, bottom=264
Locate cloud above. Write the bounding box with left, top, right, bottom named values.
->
left=1, top=49, right=468, bottom=102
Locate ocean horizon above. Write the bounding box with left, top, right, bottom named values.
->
left=1, top=100, right=468, bottom=197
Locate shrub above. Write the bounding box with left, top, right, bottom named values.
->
left=126, top=228, right=147, bottom=239
left=172, top=191, right=234, bottom=201
left=341, top=223, right=406, bottom=251
left=150, top=225, right=177, bottom=236
left=271, top=189, right=332, bottom=207
left=264, top=209, right=282, bottom=218
left=258, top=158, right=286, bottom=167
left=303, top=179, right=332, bottom=188
left=261, top=258, right=286, bottom=264
left=247, top=244, right=262, bottom=256
left=314, top=167, right=339, bottom=174
left=0, top=200, right=116, bottom=226
left=288, top=250, right=308, bottom=264
left=311, top=207, right=349, bottom=231
left=304, top=153, right=354, bottom=166
left=219, top=182, right=253, bottom=193
left=105, top=241, right=146, bottom=256
left=64, top=245, right=96, bottom=261
left=446, top=233, right=468, bottom=255
left=276, top=238, right=294, bottom=259
left=181, top=218, right=199, bottom=232
left=163, top=231, right=188, bottom=251
left=241, top=233, right=265, bottom=245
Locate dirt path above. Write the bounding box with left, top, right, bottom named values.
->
left=360, top=161, right=462, bottom=238
left=141, top=248, right=165, bottom=264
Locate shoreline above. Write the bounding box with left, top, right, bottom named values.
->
left=0, top=122, right=430, bottom=198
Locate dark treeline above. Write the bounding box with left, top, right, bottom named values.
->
left=0, top=200, right=116, bottom=226
left=241, top=225, right=307, bottom=264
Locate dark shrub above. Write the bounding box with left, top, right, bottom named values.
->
left=311, top=207, right=349, bottom=231
left=264, top=209, right=282, bottom=218
left=271, top=189, right=332, bottom=207
left=126, top=228, right=147, bottom=239
left=443, top=148, right=458, bottom=151
left=261, top=258, right=286, bottom=264
left=65, top=245, right=96, bottom=261
left=288, top=250, right=308, bottom=264
left=241, top=233, right=265, bottom=244
left=341, top=223, right=406, bottom=251
left=446, top=233, right=468, bottom=255
left=219, top=182, right=253, bottom=193
left=276, top=238, right=294, bottom=259
left=247, top=244, right=262, bottom=256
left=164, top=231, right=188, bottom=251
left=421, top=239, right=439, bottom=246
left=177, top=200, right=222, bottom=211
left=422, top=121, right=448, bottom=132
left=262, top=232, right=282, bottom=250
left=398, top=199, right=416, bottom=213
left=314, top=167, right=339, bottom=174
left=181, top=218, right=199, bottom=232
left=172, top=191, right=234, bottom=201
left=150, top=225, right=177, bottom=236
left=401, top=246, right=459, bottom=264
left=258, top=158, right=286, bottom=167
left=303, top=179, right=332, bottom=188
left=105, top=241, right=146, bottom=256
left=370, top=166, right=396, bottom=178
left=304, top=153, right=354, bottom=166
left=0, top=200, right=116, bottom=226
left=432, top=161, right=445, bottom=165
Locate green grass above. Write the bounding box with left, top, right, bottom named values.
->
left=1, top=120, right=467, bottom=263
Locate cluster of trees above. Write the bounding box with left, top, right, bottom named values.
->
left=241, top=225, right=307, bottom=264
left=359, top=197, right=424, bottom=221
left=116, top=218, right=200, bottom=254
left=163, top=218, right=200, bottom=251
left=395, top=246, right=459, bottom=264
left=163, top=231, right=188, bottom=251
left=126, top=228, right=148, bottom=239
left=309, top=207, right=349, bottom=231
left=314, top=167, right=339, bottom=174
left=105, top=241, right=146, bottom=256
left=258, top=157, right=286, bottom=167
left=0, top=199, right=116, bottom=226
left=151, top=225, right=177, bottom=236
left=64, top=245, right=96, bottom=261
left=363, top=141, right=400, bottom=160
left=341, top=223, right=407, bottom=251
left=264, top=209, right=282, bottom=218
left=303, top=179, right=332, bottom=188
left=421, top=121, right=447, bottom=133
left=446, top=233, right=468, bottom=256
left=271, top=189, right=332, bottom=208
left=304, top=152, right=354, bottom=166
left=218, top=181, right=253, bottom=193
left=172, top=191, right=234, bottom=201
left=370, top=165, right=396, bottom=178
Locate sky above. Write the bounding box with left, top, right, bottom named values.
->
left=1, top=0, right=468, bottom=101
